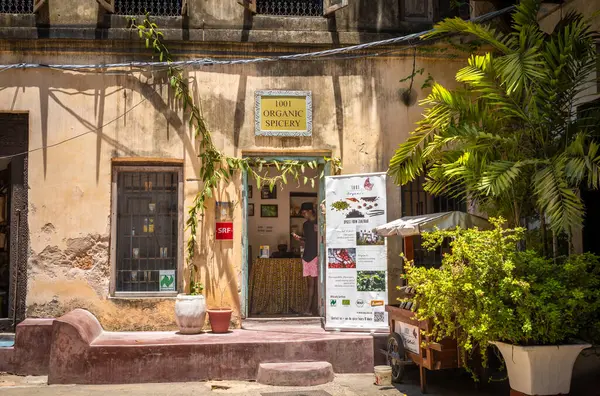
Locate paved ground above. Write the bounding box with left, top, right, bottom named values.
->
left=0, top=369, right=510, bottom=396
left=0, top=368, right=595, bottom=396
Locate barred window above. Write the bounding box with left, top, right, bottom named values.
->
left=401, top=176, right=465, bottom=268
left=112, top=166, right=182, bottom=296
left=114, top=0, right=182, bottom=16
left=256, top=0, right=323, bottom=17
left=0, top=0, right=33, bottom=14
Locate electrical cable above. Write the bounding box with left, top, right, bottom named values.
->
left=0, top=6, right=514, bottom=72
left=0, top=90, right=152, bottom=160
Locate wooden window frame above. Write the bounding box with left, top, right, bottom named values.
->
left=110, top=165, right=184, bottom=298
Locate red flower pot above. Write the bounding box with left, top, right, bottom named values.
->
left=207, top=309, right=232, bottom=333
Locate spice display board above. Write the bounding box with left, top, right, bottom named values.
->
left=324, top=173, right=388, bottom=331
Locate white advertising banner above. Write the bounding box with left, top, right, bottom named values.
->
left=324, top=173, right=388, bottom=331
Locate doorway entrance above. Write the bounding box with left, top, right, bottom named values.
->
left=0, top=113, right=29, bottom=331
left=241, top=154, right=331, bottom=320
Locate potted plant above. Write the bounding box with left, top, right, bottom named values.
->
left=403, top=218, right=599, bottom=396
left=207, top=270, right=238, bottom=333
left=174, top=264, right=206, bottom=334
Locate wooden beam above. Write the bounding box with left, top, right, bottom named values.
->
left=241, top=149, right=333, bottom=157
left=111, top=157, right=184, bottom=166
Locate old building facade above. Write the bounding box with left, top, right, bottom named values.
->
left=0, top=0, right=574, bottom=330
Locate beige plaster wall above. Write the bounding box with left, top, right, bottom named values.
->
left=0, top=44, right=463, bottom=330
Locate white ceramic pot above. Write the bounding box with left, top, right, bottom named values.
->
left=491, top=341, right=591, bottom=395
left=174, top=294, right=206, bottom=334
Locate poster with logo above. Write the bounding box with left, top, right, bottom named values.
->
left=215, top=202, right=233, bottom=240
left=324, top=173, right=388, bottom=331
left=159, top=270, right=176, bottom=292
left=395, top=321, right=420, bottom=354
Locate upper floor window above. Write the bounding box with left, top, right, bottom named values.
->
left=239, top=0, right=347, bottom=17
left=0, top=0, right=33, bottom=14
left=114, top=0, right=182, bottom=16
left=256, top=0, right=323, bottom=17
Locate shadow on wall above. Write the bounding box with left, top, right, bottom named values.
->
left=195, top=184, right=242, bottom=321
left=0, top=69, right=198, bottom=183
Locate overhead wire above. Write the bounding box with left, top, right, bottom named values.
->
left=0, top=5, right=514, bottom=72
left=0, top=87, right=154, bottom=160
left=0, top=5, right=514, bottom=159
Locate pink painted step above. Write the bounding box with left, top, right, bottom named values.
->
left=256, top=361, right=334, bottom=386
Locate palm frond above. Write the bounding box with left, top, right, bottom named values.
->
left=478, top=160, right=527, bottom=196
left=423, top=17, right=512, bottom=54
left=511, top=0, right=540, bottom=33
left=534, top=157, right=584, bottom=233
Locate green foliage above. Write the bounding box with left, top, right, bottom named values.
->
left=403, top=219, right=600, bottom=374
left=389, top=0, right=600, bottom=236
left=130, top=16, right=343, bottom=294
left=357, top=271, right=386, bottom=292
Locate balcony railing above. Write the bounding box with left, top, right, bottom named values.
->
left=0, top=0, right=33, bottom=14
left=256, top=0, right=323, bottom=17
left=114, top=0, right=182, bottom=16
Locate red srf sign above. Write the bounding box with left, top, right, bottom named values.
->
left=216, top=222, right=233, bottom=240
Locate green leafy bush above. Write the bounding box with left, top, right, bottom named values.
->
left=403, top=218, right=600, bottom=370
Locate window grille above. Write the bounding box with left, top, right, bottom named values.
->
left=256, top=0, right=323, bottom=17
left=401, top=176, right=465, bottom=268
left=0, top=0, right=33, bottom=14
left=115, top=170, right=179, bottom=293
left=114, top=0, right=182, bottom=16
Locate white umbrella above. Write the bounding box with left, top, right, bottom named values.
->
left=373, top=211, right=491, bottom=237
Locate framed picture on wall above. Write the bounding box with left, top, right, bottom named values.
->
left=248, top=185, right=253, bottom=199
left=261, top=204, right=278, bottom=218
left=248, top=203, right=254, bottom=216
left=261, top=185, right=277, bottom=199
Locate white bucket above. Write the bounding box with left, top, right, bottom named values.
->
left=374, top=365, right=392, bottom=386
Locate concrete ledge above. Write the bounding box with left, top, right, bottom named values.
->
left=46, top=309, right=373, bottom=385
left=0, top=347, right=14, bottom=372
left=257, top=361, right=334, bottom=386
left=13, top=318, right=54, bottom=375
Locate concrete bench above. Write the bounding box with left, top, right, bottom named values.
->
left=48, top=308, right=374, bottom=385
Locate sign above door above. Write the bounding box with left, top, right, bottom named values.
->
left=255, top=90, right=312, bottom=137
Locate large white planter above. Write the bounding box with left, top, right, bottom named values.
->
left=174, top=294, right=206, bottom=334
left=491, top=341, right=591, bottom=395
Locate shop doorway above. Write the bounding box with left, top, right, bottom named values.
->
left=241, top=155, right=331, bottom=319
left=0, top=113, right=29, bottom=331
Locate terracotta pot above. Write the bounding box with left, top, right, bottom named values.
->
left=174, top=294, right=206, bottom=334
left=208, top=308, right=232, bottom=333
left=491, top=341, right=591, bottom=395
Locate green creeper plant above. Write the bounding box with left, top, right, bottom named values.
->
left=403, top=218, right=600, bottom=375
left=388, top=0, right=600, bottom=239
left=130, top=16, right=342, bottom=294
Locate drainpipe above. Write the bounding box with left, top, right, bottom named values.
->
left=12, top=209, right=20, bottom=329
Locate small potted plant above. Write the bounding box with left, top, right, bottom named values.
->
left=403, top=218, right=599, bottom=396
left=174, top=264, right=206, bottom=334
left=207, top=272, right=236, bottom=333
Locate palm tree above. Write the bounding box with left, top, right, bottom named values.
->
left=388, top=0, right=599, bottom=249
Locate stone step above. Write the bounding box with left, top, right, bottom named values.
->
left=242, top=316, right=323, bottom=330
left=256, top=361, right=334, bottom=386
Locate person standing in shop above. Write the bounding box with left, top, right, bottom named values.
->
left=292, top=202, right=318, bottom=316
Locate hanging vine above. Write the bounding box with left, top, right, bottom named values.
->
left=130, top=16, right=342, bottom=294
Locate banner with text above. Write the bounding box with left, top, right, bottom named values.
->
left=325, top=173, right=388, bottom=331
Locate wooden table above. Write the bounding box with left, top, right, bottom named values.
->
left=249, top=258, right=308, bottom=315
